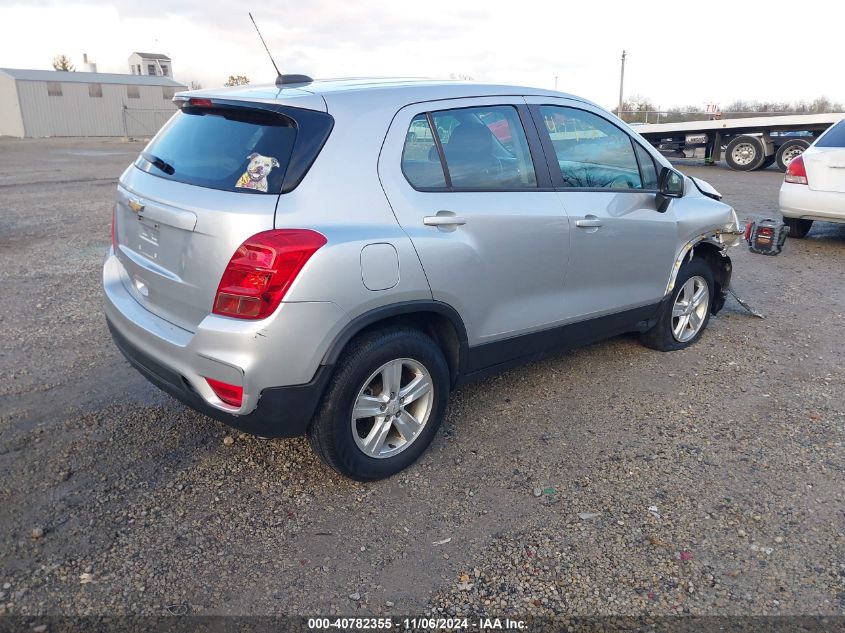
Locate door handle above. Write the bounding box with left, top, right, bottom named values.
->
left=575, top=216, right=603, bottom=228
left=424, top=215, right=467, bottom=227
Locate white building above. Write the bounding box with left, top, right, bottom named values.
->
left=0, top=68, right=186, bottom=138
left=128, top=52, right=172, bottom=78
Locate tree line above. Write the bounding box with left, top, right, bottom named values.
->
left=613, top=94, right=844, bottom=124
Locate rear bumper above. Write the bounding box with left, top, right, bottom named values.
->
left=108, top=319, right=330, bottom=437
left=103, top=250, right=344, bottom=437
left=779, top=183, right=845, bottom=222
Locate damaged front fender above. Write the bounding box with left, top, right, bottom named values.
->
left=665, top=210, right=743, bottom=314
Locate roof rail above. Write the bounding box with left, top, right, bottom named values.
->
left=276, top=74, right=313, bottom=87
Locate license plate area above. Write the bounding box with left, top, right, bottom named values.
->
left=137, top=218, right=160, bottom=259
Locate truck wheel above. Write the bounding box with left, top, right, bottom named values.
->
left=725, top=136, right=766, bottom=171
left=760, top=155, right=776, bottom=169
left=775, top=139, right=810, bottom=172
left=308, top=327, right=450, bottom=481
left=783, top=217, right=813, bottom=238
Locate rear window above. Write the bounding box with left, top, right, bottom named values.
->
left=136, top=106, right=298, bottom=194
left=816, top=120, right=845, bottom=148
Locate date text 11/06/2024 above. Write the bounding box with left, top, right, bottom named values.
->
left=307, top=617, right=528, bottom=630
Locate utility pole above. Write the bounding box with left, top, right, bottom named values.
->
left=617, top=50, right=626, bottom=116
left=554, top=75, right=558, bottom=91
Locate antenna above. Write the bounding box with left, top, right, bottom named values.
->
left=249, top=12, right=282, bottom=82
left=248, top=13, right=313, bottom=87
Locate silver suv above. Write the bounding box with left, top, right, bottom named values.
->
left=104, top=78, right=740, bottom=480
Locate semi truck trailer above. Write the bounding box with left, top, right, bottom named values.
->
left=634, top=113, right=845, bottom=172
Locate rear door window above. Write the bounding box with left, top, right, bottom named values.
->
left=401, top=114, right=447, bottom=189
left=136, top=106, right=297, bottom=194
left=816, top=120, right=845, bottom=148
left=433, top=106, right=537, bottom=189
left=427, top=105, right=537, bottom=190
left=538, top=106, right=644, bottom=189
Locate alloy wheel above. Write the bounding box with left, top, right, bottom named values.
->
left=671, top=276, right=709, bottom=342
left=351, top=358, right=434, bottom=459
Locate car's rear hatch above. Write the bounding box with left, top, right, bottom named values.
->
left=113, top=96, right=332, bottom=332
left=805, top=121, right=845, bottom=194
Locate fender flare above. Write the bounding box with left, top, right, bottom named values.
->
left=320, top=300, right=469, bottom=372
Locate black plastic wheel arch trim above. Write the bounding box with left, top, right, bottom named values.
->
left=320, top=300, right=470, bottom=372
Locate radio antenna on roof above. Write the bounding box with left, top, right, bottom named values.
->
left=248, top=12, right=282, bottom=82
left=248, top=13, right=313, bottom=87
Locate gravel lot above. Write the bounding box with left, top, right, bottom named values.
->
left=1, top=137, right=843, bottom=622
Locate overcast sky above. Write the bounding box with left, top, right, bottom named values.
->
left=1, top=0, right=842, bottom=111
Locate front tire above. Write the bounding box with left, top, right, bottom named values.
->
left=783, top=217, right=813, bottom=238
left=308, top=328, right=450, bottom=481
left=641, top=258, right=714, bottom=352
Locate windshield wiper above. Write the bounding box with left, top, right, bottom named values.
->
left=141, top=151, right=175, bottom=175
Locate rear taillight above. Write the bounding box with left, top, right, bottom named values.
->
left=785, top=154, right=808, bottom=185
left=205, top=377, right=243, bottom=407
left=213, top=229, right=326, bottom=320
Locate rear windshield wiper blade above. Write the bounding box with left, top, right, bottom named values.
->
left=141, top=151, right=175, bottom=175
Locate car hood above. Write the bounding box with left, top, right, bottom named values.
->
left=690, top=176, right=722, bottom=201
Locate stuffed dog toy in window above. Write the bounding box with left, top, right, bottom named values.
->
left=235, top=153, right=280, bottom=193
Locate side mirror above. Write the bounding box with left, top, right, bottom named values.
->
left=656, top=167, right=685, bottom=213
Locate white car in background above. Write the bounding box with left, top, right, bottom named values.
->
left=780, top=119, right=845, bottom=237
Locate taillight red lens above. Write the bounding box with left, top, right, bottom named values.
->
left=213, top=229, right=327, bottom=320
left=188, top=97, right=214, bottom=108
left=785, top=154, right=808, bottom=185
left=205, top=377, right=243, bottom=407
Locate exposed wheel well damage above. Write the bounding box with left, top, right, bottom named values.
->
left=692, top=242, right=732, bottom=314
left=666, top=234, right=735, bottom=315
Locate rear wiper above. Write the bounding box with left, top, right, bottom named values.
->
left=141, top=151, right=175, bottom=175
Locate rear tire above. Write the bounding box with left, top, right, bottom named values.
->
left=308, top=327, right=450, bottom=481
left=783, top=217, right=813, bottom=238
left=775, top=139, right=810, bottom=172
left=725, top=136, right=766, bottom=171
left=641, top=258, right=714, bottom=352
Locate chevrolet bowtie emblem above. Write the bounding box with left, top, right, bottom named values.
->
left=128, top=199, right=144, bottom=214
